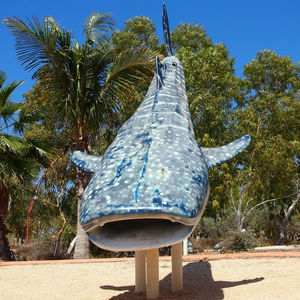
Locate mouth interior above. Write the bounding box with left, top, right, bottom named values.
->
left=87, top=218, right=194, bottom=251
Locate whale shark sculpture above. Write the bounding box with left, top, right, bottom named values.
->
left=71, top=4, right=250, bottom=251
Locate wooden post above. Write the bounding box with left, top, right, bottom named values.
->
left=135, top=250, right=146, bottom=292
left=146, top=248, right=159, bottom=299
left=171, top=242, right=183, bottom=292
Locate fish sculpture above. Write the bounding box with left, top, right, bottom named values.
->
left=71, top=4, right=250, bottom=251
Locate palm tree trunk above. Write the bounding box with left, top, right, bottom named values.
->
left=0, top=179, right=9, bottom=219
left=73, top=132, right=91, bottom=259
left=0, top=180, right=15, bottom=261
left=0, top=217, right=15, bottom=261
left=73, top=165, right=91, bottom=259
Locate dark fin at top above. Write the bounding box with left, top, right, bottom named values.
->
left=163, top=3, right=173, bottom=56
left=156, top=56, right=164, bottom=90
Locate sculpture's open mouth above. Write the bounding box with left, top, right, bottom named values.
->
left=87, top=218, right=194, bottom=251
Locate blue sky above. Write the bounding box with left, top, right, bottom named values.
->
left=1, top=0, right=299, bottom=103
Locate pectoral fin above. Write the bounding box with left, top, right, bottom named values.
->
left=71, top=151, right=102, bottom=173
left=201, top=135, right=251, bottom=168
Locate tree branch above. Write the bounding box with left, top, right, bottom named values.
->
left=67, top=236, right=77, bottom=255
left=244, top=197, right=254, bottom=210
left=244, top=193, right=297, bottom=219
left=230, top=188, right=237, bottom=213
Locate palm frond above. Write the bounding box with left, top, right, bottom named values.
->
left=0, top=151, right=41, bottom=180
left=24, top=136, right=52, bottom=160
left=44, top=17, right=72, bottom=51
left=0, top=102, right=23, bottom=124
left=0, top=71, right=7, bottom=88
left=103, top=47, right=156, bottom=100
left=0, top=71, right=23, bottom=106
left=84, top=12, right=115, bottom=45
left=0, top=133, right=50, bottom=179
left=0, top=82, right=23, bottom=106
left=3, top=16, right=59, bottom=72
left=13, top=109, right=44, bottom=133
left=0, top=134, right=25, bottom=153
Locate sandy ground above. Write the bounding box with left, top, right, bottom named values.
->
left=1, top=253, right=300, bottom=300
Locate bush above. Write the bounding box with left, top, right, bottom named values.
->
left=248, top=206, right=300, bottom=245
left=284, top=215, right=300, bottom=245
left=248, top=206, right=281, bottom=244
left=223, top=230, right=259, bottom=252
left=191, top=235, right=219, bottom=251
left=191, top=208, right=267, bottom=252
left=192, top=210, right=237, bottom=251
left=13, top=239, right=68, bottom=261
left=194, top=211, right=236, bottom=240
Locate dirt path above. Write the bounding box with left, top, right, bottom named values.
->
left=1, top=252, right=300, bottom=299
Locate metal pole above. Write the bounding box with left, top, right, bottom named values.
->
left=135, top=250, right=146, bottom=292
left=183, top=238, right=188, bottom=256
left=26, top=197, right=35, bottom=245
left=146, top=248, right=159, bottom=299
left=171, top=242, right=183, bottom=292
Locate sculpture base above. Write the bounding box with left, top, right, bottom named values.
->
left=135, top=242, right=183, bottom=299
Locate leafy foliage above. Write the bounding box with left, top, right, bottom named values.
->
left=171, top=23, right=212, bottom=52
left=112, top=16, right=160, bottom=51
left=232, top=50, right=299, bottom=206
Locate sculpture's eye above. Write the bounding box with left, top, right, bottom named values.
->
left=172, top=62, right=177, bottom=66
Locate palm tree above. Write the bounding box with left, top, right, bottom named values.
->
left=4, top=13, right=157, bottom=258
left=0, top=71, right=21, bottom=260
left=0, top=71, right=48, bottom=260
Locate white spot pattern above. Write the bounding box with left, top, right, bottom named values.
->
left=70, top=56, right=250, bottom=233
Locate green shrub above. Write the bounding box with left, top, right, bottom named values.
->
left=192, top=210, right=237, bottom=251
left=285, top=215, right=300, bottom=245
left=13, top=239, right=68, bottom=260
left=223, top=230, right=259, bottom=252
left=194, top=210, right=236, bottom=239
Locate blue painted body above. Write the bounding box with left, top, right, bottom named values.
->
left=72, top=56, right=250, bottom=251
left=76, top=56, right=209, bottom=224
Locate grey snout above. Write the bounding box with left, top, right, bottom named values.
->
left=87, top=218, right=194, bottom=251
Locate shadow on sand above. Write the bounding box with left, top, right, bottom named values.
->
left=100, top=261, right=264, bottom=299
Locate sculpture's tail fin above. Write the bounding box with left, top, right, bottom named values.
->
left=163, top=3, right=173, bottom=56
